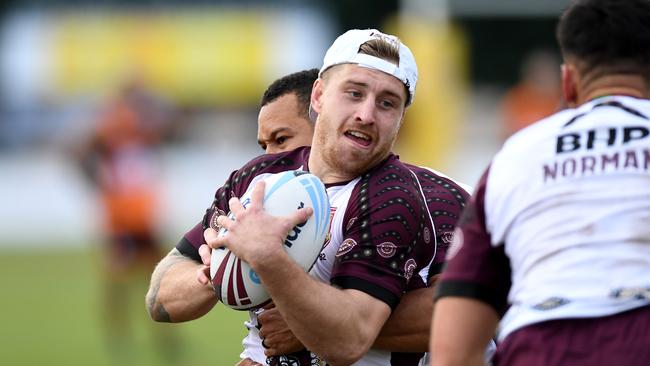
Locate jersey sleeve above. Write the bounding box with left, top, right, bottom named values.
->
left=175, top=222, right=205, bottom=262
left=330, top=160, right=436, bottom=310
left=414, top=168, right=471, bottom=281
left=434, top=167, right=512, bottom=316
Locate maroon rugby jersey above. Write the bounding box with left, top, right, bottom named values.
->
left=176, top=146, right=469, bottom=365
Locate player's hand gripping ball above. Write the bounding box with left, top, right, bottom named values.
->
left=210, top=170, right=331, bottom=310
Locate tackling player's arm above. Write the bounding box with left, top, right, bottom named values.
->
left=373, top=278, right=437, bottom=351
left=259, top=283, right=436, bottom=355
left=145, top=247, right=218, bottom=322
left=430, top=297, right=498, bottom=366
left=146, top=153, right=275, bottom=323
left=146, top=163, right=247, bottom=323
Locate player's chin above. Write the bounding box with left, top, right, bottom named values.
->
left=337, top=158, right=370, bottom=177
left=352, top=150, right=389, bottom=171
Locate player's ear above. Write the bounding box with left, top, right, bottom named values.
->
left=561, top=63, right=579, bottom=107
left=311, top=78, right=324, bottom=114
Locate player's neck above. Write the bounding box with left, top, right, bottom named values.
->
left=308, top=151, right=356, bottom=184
left=579, top=74, right=649, bottom=105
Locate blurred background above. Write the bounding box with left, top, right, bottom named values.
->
left=0, top=0, right=567, bottom=365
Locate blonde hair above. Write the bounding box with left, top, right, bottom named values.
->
left=358, top=38, right=400, bottom=66
left=321, top=37, right=409, bottom=105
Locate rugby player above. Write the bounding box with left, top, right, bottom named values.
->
left=431, top=0, right=650, bottom=364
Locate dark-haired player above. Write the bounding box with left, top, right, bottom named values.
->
left=431, top=0, right=650, bottom=365
left=257, top=68, right=318, bottom=154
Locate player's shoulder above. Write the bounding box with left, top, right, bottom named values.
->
left=506, top=108, right=572, bottom=145
left=355, top=154, right=430, bottom=206
left=362, top=154, right=421, bottom=190
left=580, top=95, right=650, bottom=116
left=213, top=146, right=310, bottom=205
left=343, top=154, right=434, bottom=246
left=502, top=96, right=650, bottom=154
left=405, top=163, right=473, bottom=196
left=491, top=107, right=574, bottom=172
left=229, top=147, right=310, bottom=184
left=242, top=146, right=310, bottom=174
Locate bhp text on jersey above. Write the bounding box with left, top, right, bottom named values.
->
left=544, top=125, right=650, bottom=182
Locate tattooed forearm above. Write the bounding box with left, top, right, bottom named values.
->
left=145, top=248, right=189, bottom=322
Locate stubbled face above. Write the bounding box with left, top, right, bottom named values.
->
left=311, top=64, right=407, bottom=181
left=257, top=93, right=315, bottom=154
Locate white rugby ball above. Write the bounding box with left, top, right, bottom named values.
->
left=210, top=170, right=331, bottom=310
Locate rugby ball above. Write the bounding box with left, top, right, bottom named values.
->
left=210, top=170, right=331, bottom=310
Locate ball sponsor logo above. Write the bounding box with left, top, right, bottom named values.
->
left=284, top=202, right=306, bottom=248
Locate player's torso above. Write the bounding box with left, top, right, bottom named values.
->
left=242, top=155, right=436, bottom=366
left=486, top=96, right=650, bottom=337
left=309, top=177, right=359, bottom=283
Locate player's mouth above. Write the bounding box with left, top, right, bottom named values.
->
left=344, top=130, right=372, bottom=147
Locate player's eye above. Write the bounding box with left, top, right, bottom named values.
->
left=347, top=90, right=362, bottom=99
left=380, top=99, right=397, bottom=109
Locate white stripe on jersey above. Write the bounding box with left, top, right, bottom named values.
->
left=406, top=167, right=437, bottom=284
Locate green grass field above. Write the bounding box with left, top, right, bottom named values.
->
left=0, top=247, right=248, bottom=366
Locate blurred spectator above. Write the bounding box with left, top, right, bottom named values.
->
left=74, top=75, right=181, bottom=364
left=500, top=49, right=562, bottom=137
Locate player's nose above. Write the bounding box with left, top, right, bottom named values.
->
left=354, top=98, right=376, bottom=125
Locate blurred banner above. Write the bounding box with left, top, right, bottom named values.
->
left=0, top=6, right=334, bottom=247
left=391, top=0, right=469, bottom=171
left=1, top=7, right=333, bottom=108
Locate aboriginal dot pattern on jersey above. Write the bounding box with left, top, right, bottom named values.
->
left=384, top=165, right=429, bottom=248
left=377, top=230, right=401, bottom=242
left=418, top=170, right=467, bottom=207
left=438, top=223, right=455, bottom=231
left=219, top=182, right=230, bottom=200
left=428, top=196, right=454, bottom=205
left=377, top=170, right=425, bottom=240
left=392, top=164, right=471, bottom=274
left=338, top=166, right=429, bottom=269
left=379, top=198, right=414, bottom=214
left=354, top=174, right=372, bottom=259
left=414, top=170, right=467, bottom=230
